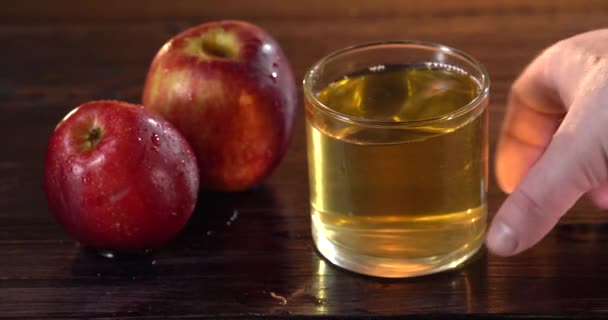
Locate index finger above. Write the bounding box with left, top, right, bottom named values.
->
left=495, top=51, right=566, bottom=193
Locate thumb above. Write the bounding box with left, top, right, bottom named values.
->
left=486, top=132, right=587, bottom=256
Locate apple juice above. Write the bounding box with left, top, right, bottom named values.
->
left=306, top=63, right=488, bottom=275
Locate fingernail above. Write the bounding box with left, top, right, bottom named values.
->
left=487, top=221, right=519, bottom=255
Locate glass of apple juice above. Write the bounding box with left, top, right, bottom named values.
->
left=303, top=41, right=490, bottom=278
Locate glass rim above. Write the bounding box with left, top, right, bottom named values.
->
left=302, top=40, right=490, bottom=128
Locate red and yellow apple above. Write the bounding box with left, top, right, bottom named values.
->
left=44, top=100, right=199, bottom=252
left=142, top=20, right=297, bottom=191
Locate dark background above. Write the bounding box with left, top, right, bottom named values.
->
left=2, top=1, right=608, bottom=318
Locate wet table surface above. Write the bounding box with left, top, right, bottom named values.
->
left=3, top=1, right=608, bottom=318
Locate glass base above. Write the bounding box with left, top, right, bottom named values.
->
left=312, top=218, right=484, bottom=278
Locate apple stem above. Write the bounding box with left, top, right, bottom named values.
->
left=85, top=127, right=104, bottom=149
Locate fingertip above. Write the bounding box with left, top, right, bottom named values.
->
left=495, top=165, right=515, bottom=194
left=495, top=137, right=544, bottom=194
left=495, top=141, right=517, bottom=194
left=485, top=219, right=519, bottom=256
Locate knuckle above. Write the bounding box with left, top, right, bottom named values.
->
left=553, top=123, right=608, bottom=190
left=509, top=187, right=559, bottom=225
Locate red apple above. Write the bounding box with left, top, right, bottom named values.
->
left=44, top=100, right=199, bottom=252
left=142, top=20, right=297, bottom=191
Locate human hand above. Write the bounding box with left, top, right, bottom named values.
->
left=486, top=29, right=608, bottom=256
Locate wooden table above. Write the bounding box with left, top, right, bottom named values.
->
left=3, top=1, right=608, bottom=318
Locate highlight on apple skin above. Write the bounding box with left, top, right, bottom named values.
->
left=44, top=100, right=200, bottom=252
left=142, top=20, right=297, bottom=192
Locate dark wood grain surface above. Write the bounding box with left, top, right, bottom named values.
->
left=3, top=1, right=608, bottom=318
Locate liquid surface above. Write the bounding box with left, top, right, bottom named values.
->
left=307, top=63, right=488, bottom=277
left=317, top=63, right=480, bottom=122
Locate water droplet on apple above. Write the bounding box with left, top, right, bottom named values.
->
left=151, top=133, right=161, bottom=147
left=137, top=137, right=142, bottom=142
left=262, top=43, right=274, bottom=54
left=97, top=249, right=116, bottom=259
left=170, top=211, right=177, bottom=217
left=71, top=165, right=83, bottom=175
left=81, top=176, right=89, bottom=184
left=269, top=72, right=278, bottom=83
